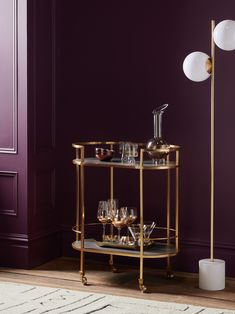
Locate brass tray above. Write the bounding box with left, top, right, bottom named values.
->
left=96, top=239, right=154, bottom=251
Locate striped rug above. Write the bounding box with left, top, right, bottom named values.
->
left=0, top=282, right=234, bottom=314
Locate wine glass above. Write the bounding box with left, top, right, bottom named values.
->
left=126, top=207, right=137, bottom=241
left=126, top=207, right=137, bottom=225
left=97, top=201, right=110, bottom=241
left=107, top=199, right=118, bottom=241
left=112, top=207, right=129, bottom=241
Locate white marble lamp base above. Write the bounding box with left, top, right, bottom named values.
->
left=199, top=259, right=225, bottom=291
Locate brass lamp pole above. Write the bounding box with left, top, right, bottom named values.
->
left=210, top=20, right=215, bottom=262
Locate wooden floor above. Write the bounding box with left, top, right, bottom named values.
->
left=0, top=257, right=235, bottom=311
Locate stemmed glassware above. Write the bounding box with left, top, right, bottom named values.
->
left=97, top=201, right=110, bottom=241
left=97, top=200, right=140, bottom=245
left=112, top=207, right=129, bottom=241
left=126, top=207, right=137, bottom=225
left=107, top=199, right=118, bottom=241
left=125, top=207, right=137, bottom=240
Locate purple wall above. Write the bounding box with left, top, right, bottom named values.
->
left=0, top=0, right=235, bottom=276
left=27, top=0, right=61, bottom=266
left=0, top=0, right=29, bottom=266
left=56, top=0, right=235, bottom=276
left=0, top=0, right=60, bottom=268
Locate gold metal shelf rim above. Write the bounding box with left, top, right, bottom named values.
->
left=72, top=158, right=179, bottom=170
left=72, top=141, right=180, bottom=151
left=72, top=240, right=178, bottom=259
left=73, top=223, right=176, bottom=231
left=72, top=224, right=177, bottom=241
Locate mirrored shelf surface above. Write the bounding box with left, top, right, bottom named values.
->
left=72, top=239, right=177, bottom=259
left=73, top=158, right=179, bottom=170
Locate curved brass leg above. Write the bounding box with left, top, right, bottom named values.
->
left=82, top=276, right=87, bottom=285
left=138, top=278, right=147, bottom=293
left=80, top=271, right=87, bottom=285
left=166, top=258, right=174, bottom=279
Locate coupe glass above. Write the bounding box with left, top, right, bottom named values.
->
left=97, top=201, right=110, bottom=241
left=112, top=207, right=129, bottom=241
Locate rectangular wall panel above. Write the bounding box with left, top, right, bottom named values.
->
left=32, top=0, right=55, bottom=153
left=0, top=171, right=18, bottom=216
left=33, top=168, right=55, bottom=215
left=0, top=0, right=18, bottom=153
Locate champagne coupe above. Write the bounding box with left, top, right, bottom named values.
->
left=107, top=198, right=118, bottom=241
left=97, top=201, right=110, bottom=241
left=112, top=207, right=129, bottom=241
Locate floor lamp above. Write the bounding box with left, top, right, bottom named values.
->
left=183, top=20, right=235, bottom=291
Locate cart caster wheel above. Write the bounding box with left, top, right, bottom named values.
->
left=81, top=276, right=87, bottom=285
left=111, top=266, right=118, bottom=273
left=166, top=272, right=174, bottom=279
left=139, top=284, right=147, bottom=293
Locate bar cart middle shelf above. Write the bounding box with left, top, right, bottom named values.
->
left=72, top=141, right=180, bottom=292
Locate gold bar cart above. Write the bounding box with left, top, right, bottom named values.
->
left=72, top=141, right=180, bottom=292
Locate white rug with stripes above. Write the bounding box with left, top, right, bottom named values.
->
left=0, top=282, right=234, bottom=314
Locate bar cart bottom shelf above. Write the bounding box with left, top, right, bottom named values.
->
left=72, top=239, right=177, bottom=292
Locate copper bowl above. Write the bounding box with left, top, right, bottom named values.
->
left=95, top=148, right=114, bottom=161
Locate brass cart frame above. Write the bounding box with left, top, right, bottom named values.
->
left=72, top=141, right=180, bottom=292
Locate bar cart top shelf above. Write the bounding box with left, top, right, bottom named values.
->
left=72, top=142, right=180, bottom=150
left=72, top=142, right=180, bottom=170
left=72, top=157, right=178, bottom=170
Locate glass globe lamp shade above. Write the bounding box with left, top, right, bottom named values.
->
left=183, top=51, right=211, bottom=82
left=213, top=20, right=235, bottom=51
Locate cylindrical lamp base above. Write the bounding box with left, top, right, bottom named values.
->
left=199, top=259, right=225, bottom=291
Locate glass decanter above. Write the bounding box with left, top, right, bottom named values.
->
left=146, top=104, right=170, bottom=164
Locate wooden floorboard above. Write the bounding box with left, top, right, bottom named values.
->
left=0, top=257, right=235, bottom=311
